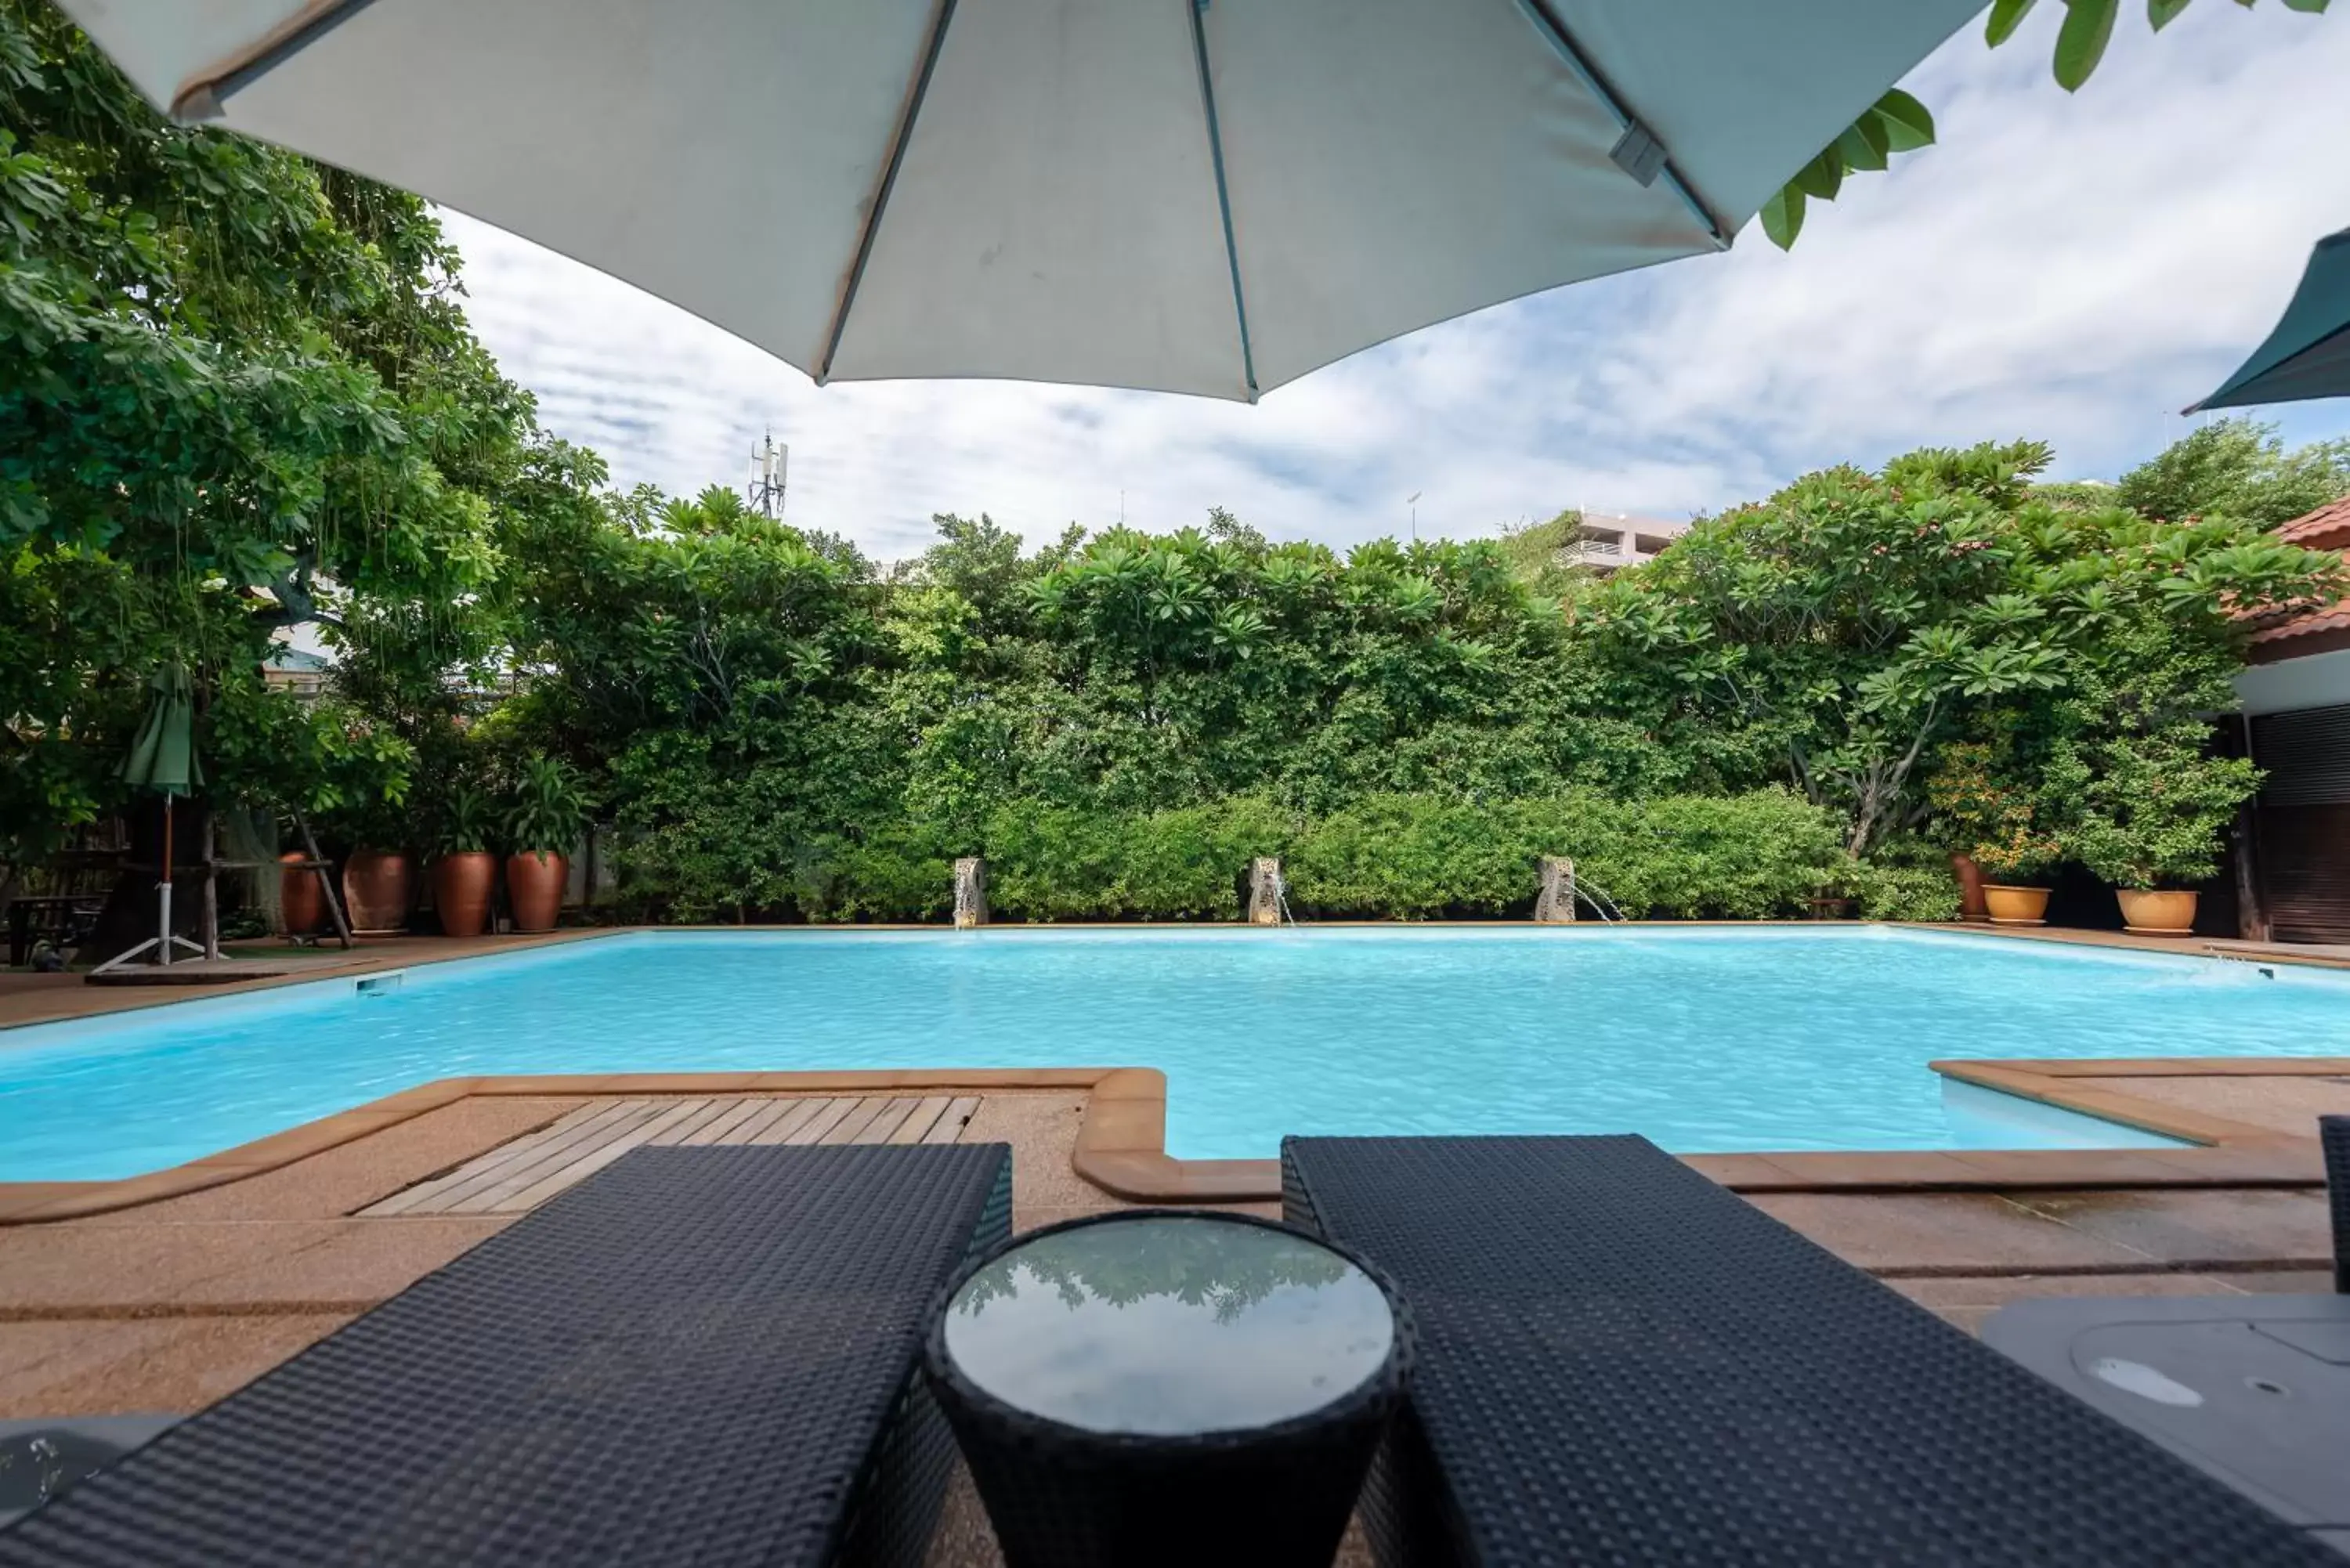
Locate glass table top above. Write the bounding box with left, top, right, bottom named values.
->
left=940, top=1215, right=1395, bottom=1437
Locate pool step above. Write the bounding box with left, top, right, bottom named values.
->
left=356, top=1094, right=982, bottom=1217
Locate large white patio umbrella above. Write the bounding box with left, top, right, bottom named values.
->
left=63, top=0, right=1977, bottom=402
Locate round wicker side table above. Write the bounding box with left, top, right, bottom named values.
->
left=924, top=1210, right=1412, bottom=1568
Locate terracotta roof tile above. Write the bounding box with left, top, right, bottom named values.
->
left=2239, top=495, right=2350, bottom=661
left=2277, top=494, right=2350, bottom=551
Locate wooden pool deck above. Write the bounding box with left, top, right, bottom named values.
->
left=358, top=1093, right=981, bottom=1217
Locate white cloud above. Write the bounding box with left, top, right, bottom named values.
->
left=445, top=2, right=2350, bottom=559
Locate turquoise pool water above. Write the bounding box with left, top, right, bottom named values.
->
left=5, top=927, right=2347, bottom=1181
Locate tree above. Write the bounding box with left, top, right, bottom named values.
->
left=2042, top=624, right=2263, bottom=887
left=2115, top=417, right=2350, bottom=529
left=1765, top=0, right=2330, bottom=247
left=1, top=0, right=574, bottom=887
left=1580, top=440, right=2337, bottom=858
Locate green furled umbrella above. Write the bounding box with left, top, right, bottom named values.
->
left=98, top=664, right=208, bottom=971
left=121, top=663, right=202, bottom=798
left=2188, top=226, right=2350, bottom=413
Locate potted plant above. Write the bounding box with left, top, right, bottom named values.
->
left=2056, top=721, right=2260, bottom=938
left=293, top=706, right=418, bottom=936
left=429, top=782, right=500, bottom=939
left=1968, top=809, right=2064, bottom=927
left=1924, top=742, right=2005, bottom=923
left=503, top=757, right=589, bottom=934
left=333, top=786, right=416, bottom=937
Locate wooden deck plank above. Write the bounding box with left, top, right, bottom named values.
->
left=785, top=1098, right=859, bottom=1145
left=361, top=1100, right=650, bottom=1217
left=642, top=1099, right=736, bottom=1147
left=422, top=1101, right=669, bottom=1214
left=363, top=1091, right=993, bottom=1217
left=923, top=1097, right=980, bottom=1145
left=722, top=1099, right=800, bottom=1143
left=423, top=1100, right=677, bottom=1222
left=438, top=1100, right=686, bottom=1215
left=490, top=1099, right=716, bottom=1212
left=889, top=1096, right=952, bottom=1145
left=742, top=1098, right=830, bottom=1145
left=818, top=1097, right=891, bottom=1145
left=678, top=1099, right=768, bottom=1147
left=857, top=1097, right=922, bottom=1144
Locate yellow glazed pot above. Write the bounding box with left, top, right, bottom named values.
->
left=1982, top=885, right=2051, bottom=926
left=2116, top=888, right=2197, bottom=937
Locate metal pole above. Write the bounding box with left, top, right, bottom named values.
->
left=158, top=795, right=175, bottom=966
left=201, top=807, right=221, bottom=961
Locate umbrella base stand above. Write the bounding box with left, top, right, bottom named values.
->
left=89, top=881, right=204, bottom=975
left=89, top=934, right=208, bottom=974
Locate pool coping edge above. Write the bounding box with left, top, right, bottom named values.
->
left=1, top=1057, right=2337, bottom=1224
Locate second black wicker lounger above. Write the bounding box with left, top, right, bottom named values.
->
left=0, top=1142, right=1012, bottom=1567
left=1283, top=1133, right=2335, bottom=1566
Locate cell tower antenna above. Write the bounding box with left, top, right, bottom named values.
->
left=748, top=429, right=789, bottom=518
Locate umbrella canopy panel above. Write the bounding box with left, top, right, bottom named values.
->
left=121, top=663, right=201, bottom=798
left=2191, top=226, right=2350, bottom=413
left=65, top=0, right=1981, bottom=400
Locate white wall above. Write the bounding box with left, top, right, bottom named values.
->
left=2235, top=648, right=2350, bottom=717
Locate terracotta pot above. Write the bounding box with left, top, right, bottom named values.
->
left=278, top=851, right=324, bottom=936
left=506, top=851, right=569, bottom=934
left=432, top=851, right=498, bottom=940
left=2117, top=888, right=2198, bottom=937
left=342, top=848, right=412, bottom=935
left=1949, top=852, right=1990, bottom=923
left=1982, top=884, right=2051, bottom=927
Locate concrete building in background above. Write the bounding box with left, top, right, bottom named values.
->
left=262, top=645, right=331, bottom=700
left=1571, top=513, right=1690, bottom=573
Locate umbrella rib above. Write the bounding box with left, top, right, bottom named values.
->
left=1510, top=0, right=1728, bottom=248
left=171, top=0, right=385, bottom=123
left=1186, top=0, right=1259, bottom=404
left=816, top=0, right=962, bottom=385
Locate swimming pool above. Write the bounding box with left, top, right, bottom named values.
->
left=5, top=926, right=2347, bottom=1181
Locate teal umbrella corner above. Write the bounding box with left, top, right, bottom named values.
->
left=2188, top=225, right=2350, bottom=414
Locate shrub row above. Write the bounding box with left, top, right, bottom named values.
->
left=620, top=788, right=1960, bottom=923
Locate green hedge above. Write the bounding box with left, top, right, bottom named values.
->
left=981, top=798, right=1294, bottom=921
left=1284, top=789, right=1845, bottom=919
left=669, top=786, right=1890, bottom=923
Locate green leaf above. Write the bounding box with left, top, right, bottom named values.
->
left=1760, top=185, right=1806, bottom=250
left=2054, top=0, right=2119, bottom=90
left=2280, top=0, right=2327, bottom=13
left=1790, top=148, right=1845, bottom=201
left=1835, top=115, right=1891, bottom=173
left=1871, top=89, right=1936, bottom=153
left=1986, top=0, right=2041, bottom=44
left=2147, top=0, right=2190, bottom=27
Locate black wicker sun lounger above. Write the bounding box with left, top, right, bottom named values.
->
left=0, top=1142, right=1011, bottom=1567
left=1282, top=1135, right=2336, bottom=1566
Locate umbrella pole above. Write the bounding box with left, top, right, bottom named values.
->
left=158, top=795, right=174, bottom=967
left=202, top=808, right=220, bottom=962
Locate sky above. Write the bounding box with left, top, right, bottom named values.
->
left=443, top=2, right=2350, bottom=562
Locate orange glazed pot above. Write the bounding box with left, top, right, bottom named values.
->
left=342, top=849, right=413, bottom=935
left=279, top=851, right=324, bottom=936
left=1982, top=884, right=2051, bottom=927
left=432, top=851, right=497, bottom=940
left=2117, top=888, right=2198, bottom=937
left=505, top=851, right=568, bottom=934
